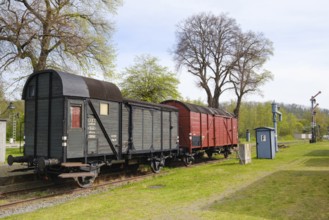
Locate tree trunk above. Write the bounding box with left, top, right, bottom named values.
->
left=211, top=87, right=221, bottom=108
left=234, top=95, right=243, bottom=119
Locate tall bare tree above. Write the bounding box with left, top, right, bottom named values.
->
left=0, top=0, right=122, bottom=79
left=230, top=31, right=273, bottom=118
left=174, top=13, right=241, bottom=108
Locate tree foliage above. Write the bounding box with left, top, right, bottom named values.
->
left=120, top=55, right=181, bottom=103
left=224, top=101, right=329, bottom=140
left=0, top=0, right=122, bottom=78
left=173, top=12, right=273, bottom=116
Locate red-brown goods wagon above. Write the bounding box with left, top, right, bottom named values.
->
left=162, top=100, right=238, bottom=162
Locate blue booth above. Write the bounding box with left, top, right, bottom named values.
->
left=255, top=127, right=275, bottom=159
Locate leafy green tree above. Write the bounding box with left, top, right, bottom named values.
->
left=180, top=97, right=206, bottom=106
left=314, top=109, right=329, bottom=140
left=120, top=55, right=181, bottom=103
left=230, top=101, right=327, bottom=140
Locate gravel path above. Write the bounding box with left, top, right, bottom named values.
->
left=0, top=184, right=109, bottom=218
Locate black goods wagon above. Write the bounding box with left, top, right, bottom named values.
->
left=8, top=70, right=179, bottom=187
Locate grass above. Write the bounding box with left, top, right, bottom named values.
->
left=5, top=148, right=23, bottom=158
left=3, top=142, right=329, bottom=220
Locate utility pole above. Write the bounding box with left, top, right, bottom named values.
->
left=272, top=102, right=282, bottom=152
left=310, top=91, right=321, bottom=143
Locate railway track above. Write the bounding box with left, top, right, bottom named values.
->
left=0, top=156, right=230, bottom=218
left=0, top=172, right=156, bottom=218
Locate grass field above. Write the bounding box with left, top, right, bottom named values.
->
left=3, top=141, right=329, bottom=220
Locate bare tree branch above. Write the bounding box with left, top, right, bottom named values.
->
left=230, top=31, right=274, bottom=118
left=174, top=13, right=240, bottom=108
left=0, top=0, right=122, bottom=83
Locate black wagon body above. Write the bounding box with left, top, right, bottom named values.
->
left=8, top=70, right=179, bottom=186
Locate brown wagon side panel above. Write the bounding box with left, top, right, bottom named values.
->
left=190, top=111, right=201, bottom=150
left=207, top=114, right=215, bottom=147
left=161, top=100, right=238, bottom=157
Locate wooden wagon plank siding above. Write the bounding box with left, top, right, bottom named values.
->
left=171, top=112, right=178, bottom=150
left=162, top=111, right=170, bottom=150
left=122, top=105, right=130, bottom=153
left=96, top=101, right=120, bottom=155
left=153, top=111, right=161, bottom=150
left=50, top=98, right=64, bottom=158
left=36, top=99, right=49, bottom=157
left=24, top=100, right=35, bottom=156
left=161, top=100, right=238, bottom=154
left=37, top=73, right=49, bottom=98
left=132, top=108, right=143, bottom=151
left=143, top=110, right=153, bottom=150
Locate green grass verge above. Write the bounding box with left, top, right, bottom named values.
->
left=3, top=142, right=329, bottom=220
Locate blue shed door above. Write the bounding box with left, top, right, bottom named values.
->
left=67, top=99, right=85, bottom=158
left=256, top=129, right=274, bottom=159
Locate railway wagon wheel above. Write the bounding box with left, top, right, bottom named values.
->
left=74, top=169, right=98, bottom=188
left=74, top=175, right=96, bottom=188
left=150, top=157, right=165, bottom=173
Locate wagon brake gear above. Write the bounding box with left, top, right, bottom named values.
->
left=223, top=148, right=232, bottom=158
left=182, top=155, right=194, bottom=166
left=205, top=150, right=213, bottom=159
left=149, top=156, right=165, bottom=173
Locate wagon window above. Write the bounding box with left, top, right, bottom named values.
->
left=71, top=106, right=82, bottom=128
left=100, top=103, right=109, bottom=116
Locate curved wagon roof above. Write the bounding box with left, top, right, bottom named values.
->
left=161, top=100, right=235, bottom=117
left=22, top=69, right=122, bottom=102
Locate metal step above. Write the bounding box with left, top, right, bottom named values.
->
left=61, top=162, right=90, bottom=167
left=58, top=172, right=96, bottom=178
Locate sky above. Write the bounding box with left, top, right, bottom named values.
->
left=112, top=0, right=329, bottom=109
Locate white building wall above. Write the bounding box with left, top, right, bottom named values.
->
left=0, top=120, right=6, bottom=163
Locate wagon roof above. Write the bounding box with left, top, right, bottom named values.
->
left=254, top=127, right=275, bottom=131
left=124, top=99, right=178, bottom=111
left=162, top=100, right=234, bottom=117
left=22, top=69, right=122, bottom=102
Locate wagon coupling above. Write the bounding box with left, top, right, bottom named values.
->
left=37, top=158, right=60, bottom=172
left=7, top=155, right=33, bottom=166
